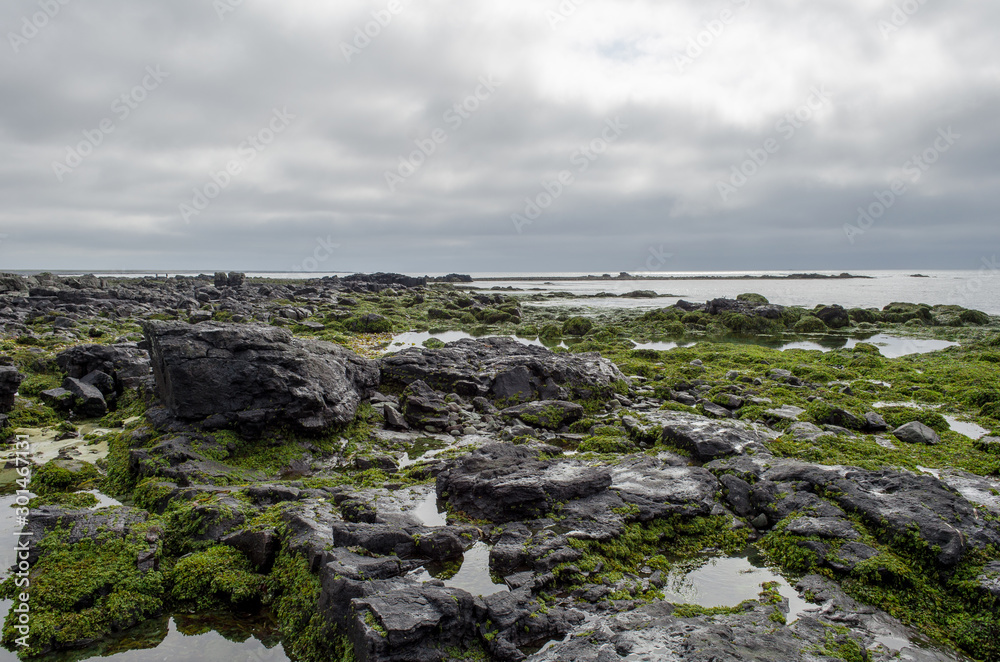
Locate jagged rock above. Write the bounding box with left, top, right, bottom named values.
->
left=784, top=516, right=859, bottom=540
left=765, top=405, right=806, bottom=422
left=719, top=473, right=754, bottom=517
left=813, top=406, right=864, bottom=430
left=625, top=410, right=775, bottom=461
left=535, top=573, right=969, bottom=661
left=143, top=321, right=379, bottom=432
left=787, top=421, right=825, bottom=441
left=824, top=542, right=880, bottom=572
left=332, top=522, right=416, bottom=557
left=0, top=365, right=24, bottom=413
left=56, top=343, right=152, bottom=391
left=243, top=484, right=303, bottom=506
left=700, top=402, right=734, bottom=418
left=349, top=583, right=485, bottom=662
left=281, top=500, right=342, bottom=571
left=326, top=548, right=418, bottom=582
left=437, top=444, right=613, bottom=523
left=499, top=400, right=584, bottom=429
left=62, top=376, right=108, bottom=417
left=976, top=561, right=1000, bottom=599
left=893, top=421, right=941, bottom=445
left=399, top=380, right=450, bottom=430
left=221, top=529, right=279, bottom=572
left=382, top=404, right=408, bottom=430
left=708, top=454, right=1000, bottom=566
left=864, top=411, right=889, bottom=432
left=609, top=456, right=720, bottom=520
left=381, top=338, right=628, bottom=402
left=341, top=498, right=379, bottom=524
left=129, top=435, right=241, bottom=487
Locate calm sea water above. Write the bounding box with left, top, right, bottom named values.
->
left=44, top=269, right=1000, bottom=314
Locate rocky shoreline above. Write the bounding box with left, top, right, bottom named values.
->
left=1, top=272, right=998, bottom=662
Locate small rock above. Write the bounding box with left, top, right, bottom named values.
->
left=893, top=421, right=941, bottom=446
left=863, top=412, right=889, bottom=432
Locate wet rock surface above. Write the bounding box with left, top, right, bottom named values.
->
left=381, top=337, right=628, bottom=402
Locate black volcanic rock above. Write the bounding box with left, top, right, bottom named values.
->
left=143, top=321, right=379, bottom=432
left=381, top=337, right=628, bottom=402
left=0, top=365, right=23, bottom=413
left=436, top=444, right=613, bottom=523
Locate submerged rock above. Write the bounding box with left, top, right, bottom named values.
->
left=143, top=321, right=379, bottom=432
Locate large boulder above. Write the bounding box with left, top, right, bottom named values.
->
left=143, top=321, right=379, bottom=432
left=381, top=338, right=628, bottom=402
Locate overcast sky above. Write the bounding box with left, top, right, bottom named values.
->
left=1, top=0, right=997, bottom=273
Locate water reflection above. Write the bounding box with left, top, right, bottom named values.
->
left=661, top=548, right=812, bottom=622
left=28, top=613, right=287, bottom=662
left=387, top=330, right=957, bottom=358
left=410, top=542, right=509, bottom=597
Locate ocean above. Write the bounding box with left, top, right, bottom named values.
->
left=38, top=269, right=1000, bottom=315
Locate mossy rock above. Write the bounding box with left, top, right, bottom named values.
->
left=720, top=312, right=780, bottom=335
left=539, top=324, right=563, bottom=342
left=343, top=314, right=392, bottom=334
left=848, top=308, right=880, bottom=324
left=29, top=460, right=101, bottom=496
left=562, top=317, right=594, bottom=336
left=736, top=293, right=769, bottom=305
left=877, top=406, right=949, bottom=433
left=170, top=545, right=262, bottom=611
left=794, top=316, right=828, bottom=333
left=959, top=309, right=991, bottom=326
left=579, top=435, right=635, bottom=453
